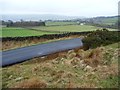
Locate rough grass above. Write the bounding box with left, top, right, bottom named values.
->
left=1, top=30, right=119, bottom=88
left=2, top=42, right=119, bottom=88
left=2, top=35, right=82, bottom=51
left=13, top=78, right=47, bottom=88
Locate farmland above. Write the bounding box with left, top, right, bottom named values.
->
left=32, top=24, right=116, bottom=32
left=97, top=16, right=118, bottom=25
left=33, top=25, right=100, bottom=32
left=1, top=27, right=56, bottom=37
left=1, top=21, right=117, bottom=37
left=46, top=21, right=77, bottom=26
left=1, top=25, right=95, bottom=37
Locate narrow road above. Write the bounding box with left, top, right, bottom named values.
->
left=0, top=38, right=83, bottom=67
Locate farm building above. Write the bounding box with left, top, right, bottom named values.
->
left=7, top=21, right=45, bottom=27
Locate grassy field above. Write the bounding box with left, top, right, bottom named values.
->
left=1, top=27, right=56, bottom=37
left=33, top=25, right=116, bottom=32
left=1, top=24, right=117, bottom=37
left=100, top=17, right=118, bottom=25
left=46, top=21, right=77, bottom=26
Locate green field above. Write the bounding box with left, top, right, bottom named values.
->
left=1, top=24, right=116, bottom=37
left=1, top=27, right=56, bottom=37
left=100, top=17, right=118, bottom=25
left=33, top=25, right=116, bottom=32
left=46, top=21, right=77, bottom=26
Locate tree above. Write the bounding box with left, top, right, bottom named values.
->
left=7, top=20, right=13, bottom=27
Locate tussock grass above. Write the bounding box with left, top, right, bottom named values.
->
left=13, top=78, right=47, bottom=88
left=2, top=44, right=118, bottom=88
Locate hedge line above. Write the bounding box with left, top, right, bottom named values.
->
left=1, top=32, right=91, bottom=42
left=83, top=29, right=120, bottom=49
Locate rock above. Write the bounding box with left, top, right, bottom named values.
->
left=51, top=60, right=59, bottom=64
left=61, top=58, right=66, bottom=61
left=67, top=50, right=76, bottom=59
left=9, top=75, right=13, bottom=79
left=91, top=72, right=95, bottom=75
left=79, top=60, right=84, bottom=65
left=41, top=56, right=46, bottom=59
left=79, top=61, right=86, bottom=68
left=103, top=65, right=107, bottom=68
left=15, top=77, right=24, bottom=81
left=70, top=57, right=80, bottom=65
left=55, top=57, right=60, bottom=60
left=72, top=65, right=77, bottom=68
left=64, top=59, right=72, bottom=66
left=67, top=53, right=76, bottom=59
left=68, top=50, right=75, bottom=54
left=84, top=65, right=93, bottom=72
left=80, top=64, right=86, bottom=70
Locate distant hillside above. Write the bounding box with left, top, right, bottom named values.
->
left=2, top=14, right=84, bottom=21
left=86, top=16, right=118, bottom=25
left=2, top=14, right=118, bottom=26
left=79, top=16, right=118, bottom=29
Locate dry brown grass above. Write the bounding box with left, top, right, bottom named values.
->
left=70, top=57, right=80, bottom=66
left=83, top=48, right=103, bottom=67
left=65, top=82, right=76, bottom=88
left=52, top=70, right=65, bottom=80
left=2, top=35, right=82, bottom=51
left=2, top=42, right=118, bottom=88
left=2, top=38, right=48, bottom=50
left=13, top=78, right=47, bottom=88
left=97, top=64, right=118, bottom=79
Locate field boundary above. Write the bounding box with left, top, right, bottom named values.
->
left=1, top=31, right=91, bottom=41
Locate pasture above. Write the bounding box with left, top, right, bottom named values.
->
left=46, top=21, right=77, bottom=26
left=33, top=24, right=116, bottom=32
left=1, top=27, right=56, bottom=37
left=1, top=23, right=117, bottom=37
left=100, top=17, right=118, bottom=25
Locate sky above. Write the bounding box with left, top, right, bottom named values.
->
left=0, top=0, right=119, bottom=17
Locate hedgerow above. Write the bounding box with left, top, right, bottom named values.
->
left=83, top=29, right=120, bottom=49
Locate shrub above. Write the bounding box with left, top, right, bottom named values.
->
left=83, top=29, right=120, bottom=49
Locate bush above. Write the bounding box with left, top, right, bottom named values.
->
left=83, top=29, right=120, bottom=49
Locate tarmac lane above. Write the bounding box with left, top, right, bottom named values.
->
left=0, top=38, right=83, bottom=67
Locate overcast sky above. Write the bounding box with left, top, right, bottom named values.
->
left=0, top=0, right=119, bottom=17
